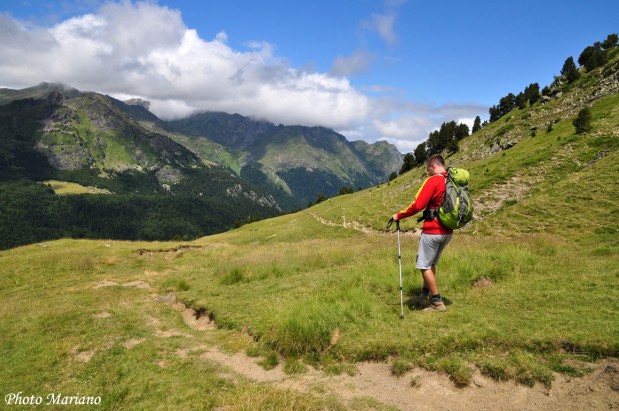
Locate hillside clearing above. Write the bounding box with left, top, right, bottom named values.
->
left=41, top=180, right=113, bottom=195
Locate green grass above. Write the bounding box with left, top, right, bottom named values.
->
left=2, top=213, right=616, bottom=407
left=41, top=180, right=112, bottom=195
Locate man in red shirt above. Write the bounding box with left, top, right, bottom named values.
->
left=392, top=154, right=452, bottom=312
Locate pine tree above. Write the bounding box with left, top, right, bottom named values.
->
left=489, top=105, right=501, bottom=122
left=472, top=116, right=482, bottom=133
left=579, top=43, right=607, bottom=71
left=526, top=83, right=541, bottom=105
left=602, top=33, right=618, bottom=50
left=455, top=123, right=469, bottom=140
left=517, top=92, right=528, bottom=109
left=413, top=142, right=428, bottom=165
left=399, top=153, right=416, bottom=175
left=499, top=93, right=517, bottom=114
left=561, top=57, right=580, bottom=83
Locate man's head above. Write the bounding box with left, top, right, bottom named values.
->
left=426, top=154, right=446, bottom=175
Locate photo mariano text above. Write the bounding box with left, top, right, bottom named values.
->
left=5, top=392, right=102, bottom=406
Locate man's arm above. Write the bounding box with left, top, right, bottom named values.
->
left=393, top=176, right=439, bottom=220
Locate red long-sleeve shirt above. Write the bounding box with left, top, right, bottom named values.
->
left=395, top=172, right=453, bottom=235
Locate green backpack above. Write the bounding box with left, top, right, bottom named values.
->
left=438, top=167, right=473, bottom=229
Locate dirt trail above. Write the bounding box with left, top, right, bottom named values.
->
left=200, top=344, right=618, bottom=410
left=310, top=212, right=421, bottom=237
left=153, top=292, right=618, bottom=410
left=90, top=279, right=614, bottom=410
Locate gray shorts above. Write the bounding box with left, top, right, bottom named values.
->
left=416, top=233, right=453, bottom=270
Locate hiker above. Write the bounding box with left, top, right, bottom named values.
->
left=391, top=154, right=452, bottom=312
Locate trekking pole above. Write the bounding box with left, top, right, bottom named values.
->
left=396, top=220, right=404, bottom=319
left=387, top=218, right=405, bottom=319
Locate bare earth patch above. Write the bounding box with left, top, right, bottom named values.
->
left=310, top=212, right=420, bottom=237
left=122, top=280, right=150, bottom=289
left=472, top=277, right=494, bottom=288
left=180, top=307, right=215, bottom=331
left=123, top=338, right=145, bottom=349
left=70, top=346, right=96, bottom=363
left=94, top=280, right=119, bottom=288
left=155, top=329, right=192, bottom=338
left=94, top=280, right=150, bottom=289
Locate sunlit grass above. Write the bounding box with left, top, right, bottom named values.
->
left=41, top=180, right=112, bottom=195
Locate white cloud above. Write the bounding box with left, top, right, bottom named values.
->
left=381, top=137, right=424, bottom=154
left=330, top=50, right=374, bottom=77
left=0, top=1, right=486, bottom=154
left=374, top=114, right=434, bottom=140
left=366, top=99, right=487, bottom=152
left=362, top=12, right=398, bottom=45
left=457, top=117, right=476, bottom=132
left=360, top=0, right=410, bottom=47
left=0, top=2, right=369, bottom=128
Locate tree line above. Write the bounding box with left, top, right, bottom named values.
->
left=398, top=120, right=471, bottom=174
left=490, top=33, right=618, bottom=124
left=0, top=179, right=279, bottom=250
left=396, top=33, right=617, bottom=175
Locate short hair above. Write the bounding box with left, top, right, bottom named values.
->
left=427, top=154, right=445, bottom=167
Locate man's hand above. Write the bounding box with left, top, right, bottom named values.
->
left=392, top=214, right=399, bottom=221
left=387, top=215, right=401, bottom=230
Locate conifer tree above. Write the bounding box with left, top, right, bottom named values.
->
left=472, top=116, right=482, bottom=133
left=579, top=43, right=607, bottom=71
left=399, top=153, right=416, bottom=175
left=489, top=105, right=501, bottom=122
left=499, top=93, right=517, bottom=114
left=517, top=92, right=528, bottom=109
left=602, top=33, right=618, bottom=50
left=413, top=142, right=428, bottom=165
left=561, top=57, right=580, bottom=83
left=455, top=123, right=469, bottom=140
left=526, top=83, right=541, bottom=105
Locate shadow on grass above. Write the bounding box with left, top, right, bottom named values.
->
left=405, top=296, right=453, bottom=311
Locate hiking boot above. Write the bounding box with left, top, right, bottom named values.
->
left=422, top=300, right=447, bottom=312
left=411, top=293, right=430, bottom=308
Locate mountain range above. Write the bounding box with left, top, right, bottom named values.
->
left=0, top=82, right=402, bottom=248
left=0, top=83, right=402, bottom=210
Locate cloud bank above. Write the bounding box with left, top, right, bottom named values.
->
left=0, top=1, right=485, bottom=152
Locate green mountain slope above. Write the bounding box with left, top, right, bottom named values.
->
left=1, top=84, right=403, bottom=214
left=0, top=88, right=282, bottom=249
left=166, top=112, right=403, bottom=209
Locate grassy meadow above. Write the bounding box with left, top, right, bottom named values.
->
left=41, top=180, right=113, bottom=195
left=1, top=57, right=619, bottom=409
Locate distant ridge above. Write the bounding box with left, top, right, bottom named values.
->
left=0, top=82, right=81, bottom=105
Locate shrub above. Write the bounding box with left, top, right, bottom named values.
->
left=573, top=107, right=592, bottom=134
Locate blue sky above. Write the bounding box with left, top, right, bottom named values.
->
left=1, top=0, right=617, bottom=152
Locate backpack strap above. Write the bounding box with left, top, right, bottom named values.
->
left=416, top=208, right=440, bottom=223
left=416, top=172, right=448, bottom=223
